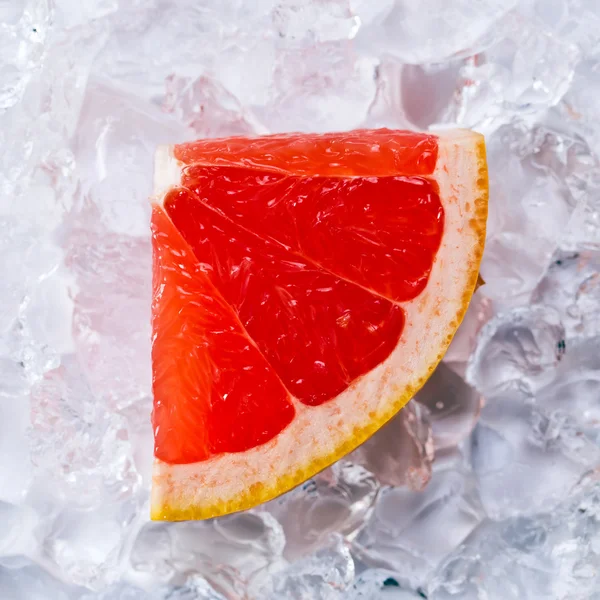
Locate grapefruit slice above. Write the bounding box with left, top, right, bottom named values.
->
left=151, top=128, right=488, bottom=520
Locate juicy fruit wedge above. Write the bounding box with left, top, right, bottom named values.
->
left=151, top=129, right=488, bottom=520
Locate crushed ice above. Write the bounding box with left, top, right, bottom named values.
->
left=1, top=0, right=600, bottom=598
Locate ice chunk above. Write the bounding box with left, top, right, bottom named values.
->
left=53, top=0, right=118, bottom=29
left=481, top=121, right=577, bottom=304
left=272, top=0, right=360, bottom=43
left=428, top=478, right=600, bottom=599
left=260, top=536, right=354, bottom=600
left=0, top=502, right=38, bottom=557
left=415, top=363, right=482, bottom=451
left=350, top=402, right=433, bottom=489
left=535, top=337, right=600, bottom=446
left=466, top=305, right=565, bottom=396
left=522, top=0, right=600, bottom=54
left=470, top=387, right=600, bottom=519
left=65, top=224, right=152, bottom=410
left=443, top=291, right=494, bottom=373
left=74, top=80, right=187, bottom=237
left=353, top=455, right=485, bottom=588
left=42, top=501, right=139, bottom=588
left=0, top=0, right=50, bottom=112
left=0, top=393, right=33, bottom=504
left=362, top=58, right=412, bottom=131
left=354, top=0, right=515, bottom=64
left=163, top=75, right=262, bottom=139
left=0, top=222, right=63, bottom=334
left=81, top=580, right=227, bottom=599
left=266, top=461, right=378, bottom=560
left=533, top=251, right=600, bottom=339
left=129, top=522, right=174, bottom=585
left=29, top=356, right=141, bottom=505
left=255, top=42, right=378, bottom=133
left=400, top=63, right=465, bottom=130
left=23, top=271, right=75, bottom=356
left=0, top=1, right=26, bottom=25
left=3, top=0, right=600, bottom=594
left=131, top=512, right=285, bottom=598
left=0, top=558, right=85, bottom=600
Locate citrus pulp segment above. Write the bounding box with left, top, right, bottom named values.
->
left=151, top=128, right=488, bottom=520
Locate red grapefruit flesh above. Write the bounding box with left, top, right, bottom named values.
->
left=151, top=128, right=488, bottom=520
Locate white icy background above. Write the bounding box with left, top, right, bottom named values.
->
left=2, top=0, right=600, bottom=598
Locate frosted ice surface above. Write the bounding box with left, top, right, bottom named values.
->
left=2, top=0, right=600, bottom=598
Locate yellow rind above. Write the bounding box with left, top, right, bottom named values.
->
left=151, top=134, right=489, bottom=521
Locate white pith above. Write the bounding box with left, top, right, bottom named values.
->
left=150, top=130, right=485, bottom=518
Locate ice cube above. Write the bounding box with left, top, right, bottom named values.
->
left=350, top=402, right=434, bottom=490
left=415, top=363, right=483, bottom=452
left=0, top=393, right=33, bottom=504
left=65, top=224, right=152, bottom=410
left=428, top=477, right=600, bottom=599
left=163, top=75, right=262, bottom=139
left=353, top=454, right=485, bottom=588
left=470, top=387, right=600, bottom=519
left=3, top=0, right=600, bottom=595
left=272, top=0, right=360, bottom=44
left=255, top=42, right=378, bottom=133
left=73, top=79, right=187, bottom=237
left=533, top=251, right=600, bottom=339
left=0, top=0, right=50, bottom=112
left=265, top=461, right=378, bottom=560
left=443, top=291, right=494, bottom=374
left=481, top=121, right=577, bottom=304
left=42, top=500, right=139, bottom=589
left=260, top=536, right=354, bottom=600
left=53, top=0, right=118, bottom=29
left=0, top=502, right=38, bottom=558
left=0, top=0, right=25, bottom=25
left=0, top=557, right=85, bottom=600
left=131, top=512, right=286, bottom=598
left=29, top=356, right=141, bottom=506
left=354, top=0, right=516, bottom=64
left=466, top=305, right=565, bottom=396
left=535, top=337, right=600, bottom=446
